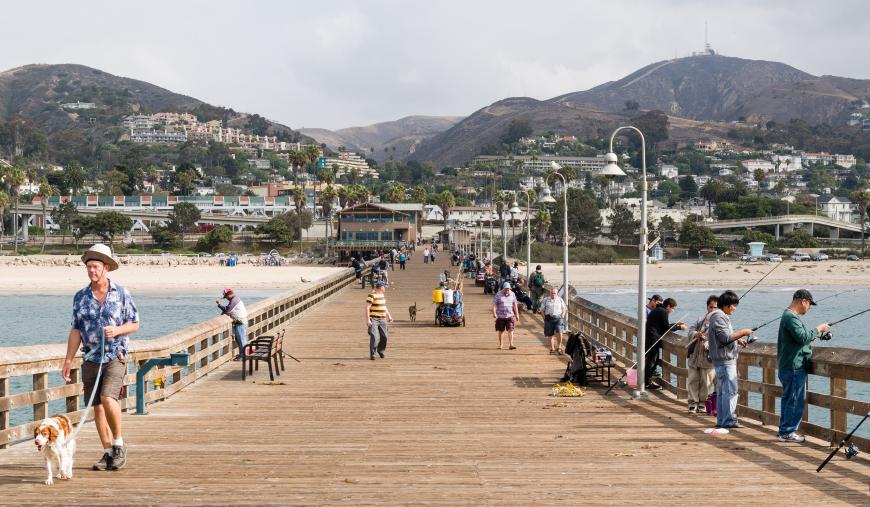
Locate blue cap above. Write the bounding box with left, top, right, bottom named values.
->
left=502, top=281, right=512, bottom=289
left=375, top=281, right=386, bottom=288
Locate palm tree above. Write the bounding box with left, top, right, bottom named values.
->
left=534, top=208, right=551, bottom=242
left=437, top=190, right=455, bottom=226
left=386, top=182, right=406, bottom=203
left=850, top=190, right=870, bottom=258
left=320, top=185, right=338, bottom=255
left=0, top=189, right=8, bottom=252
left=291, top=186, right=306, bottom=250
left=37, top=178, right=57, bottom=253
left=2, top=166, right=26, bottom=253
left=753, top=169, right=766, bottom=196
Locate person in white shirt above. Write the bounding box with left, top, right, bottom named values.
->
left=540, top=288, right=568, bottom=354
left=217, top=288, right=248, bottom=361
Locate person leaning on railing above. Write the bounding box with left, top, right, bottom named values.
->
left=707, top=290, right=753, bottom=429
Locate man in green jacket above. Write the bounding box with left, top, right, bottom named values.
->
left=776, top=289, right=829, bottom=443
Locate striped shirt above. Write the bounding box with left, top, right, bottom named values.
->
left=366, top=292, right=387, bottom=318
left=541, top=296, right=567, bottom=318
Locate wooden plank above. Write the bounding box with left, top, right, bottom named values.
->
left=830, top=378, right=847, bottom=433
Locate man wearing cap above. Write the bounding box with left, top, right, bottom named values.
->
left=62, top=244, right=139, bottom=472
left=776, top=289, right=830, bottom=443
left=492, top=281, right=520, bottom=350
left=217, top=288, right=248, bottom=361
left=366, top=281, right=393, bottom=360
left=646, top=294, right=663, bottom=315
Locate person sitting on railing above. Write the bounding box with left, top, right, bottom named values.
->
left=776, top=289, right=829, bottom=443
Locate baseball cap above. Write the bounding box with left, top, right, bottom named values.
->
left=375, top=281, right=386, bottom=288
left=793, top=289, right=816, bottom=305
left=222, top=287, right=233, bottom=296
left=502, top=281, right=512, bottom=289
left=648, top=294, right=663, bottom=302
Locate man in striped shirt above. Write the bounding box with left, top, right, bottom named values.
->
left=366, top=281, right=393, bottom=360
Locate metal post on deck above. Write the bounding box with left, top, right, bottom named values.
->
left=135, top=353, right=190, bottom=415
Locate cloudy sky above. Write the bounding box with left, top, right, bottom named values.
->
left=2, top=0, right=867, bottom=129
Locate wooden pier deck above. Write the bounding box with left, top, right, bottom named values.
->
left=1, top=255, right=868, bottom=505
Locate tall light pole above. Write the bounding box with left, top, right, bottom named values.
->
left=538, top=163, right=568, bottom=302
left=489, top=210, right=496, bottom=261
left=509, top=197, right=520, bottom=258
left=601, top=127, right=651, bottom=399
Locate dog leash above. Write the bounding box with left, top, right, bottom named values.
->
left=67, top=328, right=106, bottom=444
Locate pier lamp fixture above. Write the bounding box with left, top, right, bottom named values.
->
left=602, top=126, right=662, bottom=400
left=538, top=162, right=568, bottom=302
left=489, top=211, right=498, bottom=261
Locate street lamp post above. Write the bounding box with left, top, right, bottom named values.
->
left=520, top=189, right=534, bottom=283
left=538, top=164, right=569, bottom=302
left=509, top=198, right=520, bottom=259
left=601, top=127, right=652, bottom=399
left=489, top=210, right=496, bottom=261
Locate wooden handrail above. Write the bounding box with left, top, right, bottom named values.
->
left=0, top=265, right=367, bottom=449
left=567, top=295, right=870, bottom=449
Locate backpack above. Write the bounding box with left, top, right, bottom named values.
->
left=532, top=272, right=545, bottom=288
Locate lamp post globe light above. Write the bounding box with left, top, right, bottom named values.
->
left=489, top=211, right=497, bottom=261
left=538, top=163, right=568, bottom=303
left=509, top=199, right=521, bottom=258
left=603, top=126, right=661, bottom=400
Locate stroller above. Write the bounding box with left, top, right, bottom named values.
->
left=437, top=290, right=466, bottom=327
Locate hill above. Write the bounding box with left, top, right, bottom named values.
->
left=0, top=63, right=311, bottom=163
left=411, top=55, right=870, bottom=167
left=300, top=115, right=463, bottom=163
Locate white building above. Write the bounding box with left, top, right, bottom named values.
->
left=472, top=154, right=607, bottom=174
left=247, top=159, right=272, bottom=170
left=320, top=152, right=379, bottom=179
left=817, top=195, right=855, bottom=223
left=772, top=154, right=802, bottom=172
left=835, top=154, right=857, bottom=169
left=61, top=101, right=96, bottom=110
left=659, top=164, right=679, bottom=179
left=741, top=159, right=775, bottom=173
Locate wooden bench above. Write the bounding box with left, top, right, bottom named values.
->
left=243, top=330, right=286, bottom=381
left=563, top=332, right=612, bottom=386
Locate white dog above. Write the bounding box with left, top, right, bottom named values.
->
left=33, top=414, right=75, bottom=485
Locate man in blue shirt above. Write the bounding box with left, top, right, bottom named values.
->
left=62, top=244, right=140, bottom=472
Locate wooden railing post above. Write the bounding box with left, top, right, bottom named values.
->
left=762, top=359, right=776, bottom=426
left=830, top=377, right=847, bottom=433
left=737, top=361, right=748, bottom=408
left=65, top=368, right=80, bottom=415
left=0, top=377, right=8, bottom=449
left=33, top=372, right=48, bottom=421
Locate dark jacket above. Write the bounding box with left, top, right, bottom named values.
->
left=645, top=306, right=671, bottom=346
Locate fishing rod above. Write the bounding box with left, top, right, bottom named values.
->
left=605, top=312, right=690, bottom=395
left=739, top=261, right=783, bottom=300
left=750, top=288, right=864, bottom=333
left=828, top=306, right=870, bottom=327
left=817, top=411, right=868, bottom=472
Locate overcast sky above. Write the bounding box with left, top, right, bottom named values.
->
left=2, top=1, right=868, bottom=130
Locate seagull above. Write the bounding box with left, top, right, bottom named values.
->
left=300, top=276, right=311, bottom=283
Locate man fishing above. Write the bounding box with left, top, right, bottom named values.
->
left=776, top=289, right=829, bottom=443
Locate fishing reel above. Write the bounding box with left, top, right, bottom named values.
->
left=746, top=335, right=758, bottom=344
left=845, top=443, right=860, bottom=460
left=820, top=331, right=833, bottom=341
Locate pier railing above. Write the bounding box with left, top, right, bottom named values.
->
left=568, top=295, right=870, bottom=448
left=0, top=266, right=363, bottom=449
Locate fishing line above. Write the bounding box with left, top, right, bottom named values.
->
left=604, top=312, right=690, bottom=395
left=739, top=261, right=783, bottom=300
left=751, top=288, right=864, bottom=332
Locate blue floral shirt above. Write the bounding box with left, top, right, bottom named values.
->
left=71, top=280, right=139, bottom=364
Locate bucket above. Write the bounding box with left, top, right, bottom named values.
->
left=443, top=289, right=454, bottom=304
left=626, top=368, right=638, bottom=387
left=432, top=289, right=444, bottom=303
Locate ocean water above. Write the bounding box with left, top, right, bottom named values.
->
left=1, top=289, right=283, bottom=430
left=580, top=286, right=869, bottom=438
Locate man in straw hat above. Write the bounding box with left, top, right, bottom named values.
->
left=62, top=243, right=140, bottom=472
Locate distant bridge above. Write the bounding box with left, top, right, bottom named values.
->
left=708, top=214, right=864, bottom=239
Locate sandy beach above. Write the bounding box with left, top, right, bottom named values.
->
left=0, top=257, right=345, bottom=294
left=531, top=260, right=870, bottom=289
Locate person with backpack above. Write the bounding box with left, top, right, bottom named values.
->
left=529, top=265, right=546, bottom=312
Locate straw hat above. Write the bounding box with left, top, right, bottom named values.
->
left=81, top=243, right=119, bottom=271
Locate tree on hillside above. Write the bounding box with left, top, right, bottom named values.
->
left=63, top=161, right=86, bottom=195
left=499, top=119, right=533, bottom=145
left=753, top=169, right=766, bottom=195
left=437, top=190, right=456, bottom=225
left=679, top=176, right=698, bottom=200
left=609, top=204, right=638, bottom=245
left=700, top=179, right=722, bottom=215
left=550, top=188, right=601, bottom=244
left=168, top=202, right=201, bottom=247
left=1, top=166, right=25, bottom=253
left=386, top=181, right=406, bottom=203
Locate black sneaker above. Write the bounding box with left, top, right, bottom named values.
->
left=378, top=351, right=385, bottom=358
left=645, top=383, right=662, bottom=391
left=370, top=355, right=375, bottom=360
left=92, top=452, right=113, bottom=471
left=108, top=444, right=127, bottom=470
